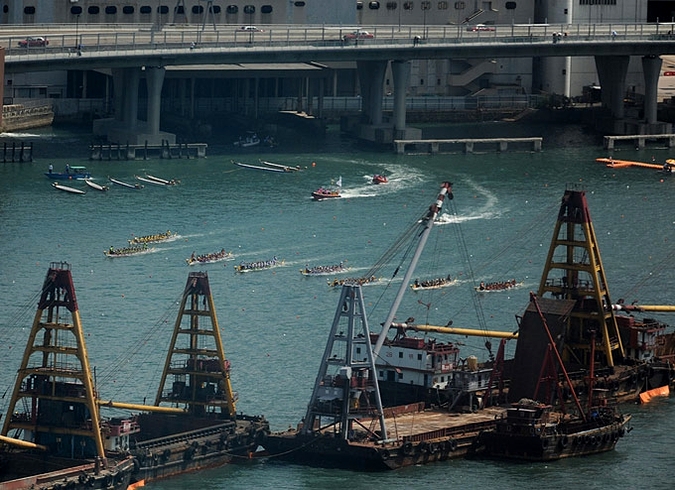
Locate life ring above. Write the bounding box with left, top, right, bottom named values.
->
left=447, top=438, right=457, bottom=452
left=403, top=442, right=414, bottom=456
left=418, top=442, right=428, bottom=454
left=382, top=449, right=390, bottom=460
left=558, top=435, right=568, bottom=449
left=428, top=442, right=438, bottom=455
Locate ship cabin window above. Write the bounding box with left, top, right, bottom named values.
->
left=417, top=353, right=422, bottom=360
left=379, top=370, right=384, bottom=378
left=398, top=351, right=403, bottom=358
left=441, top=376, right=445, bottom=382
left=356, top=347, right=361, bottom=354
left=398, top=372, right=403, bottom=380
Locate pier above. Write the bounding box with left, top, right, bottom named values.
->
left=603, top=134, right=675, bottom=150
left=89, top=141, right=207, bottom=160
left=2, top=141, right=33, bottom=162
left=394, top=137, right=543, bottom=155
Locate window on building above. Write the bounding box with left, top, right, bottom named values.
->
left=356, top=347, right=361, bottom=354
left=369, top=1, right=381, bottom=9
left=3, top=5, right=8, bottom=14
left=421, top=1, right=431, bottom=10
left=192, top=5, right=204, bottom=14
left=70, top=6, right=83, bottom=15
left=420, top=78, right=425, bottom=85
left=176, top=6, right=185, bottom=14
left=417, top=353, right=422, bottom=360
left=211, top=5, right=222, bottom=13
left=386, top=2, right=397, bottom=10
left=159, top=5, right=169, bottom=14
left=140, top=6, right=152, bottom=14
left=123, top=6, right=134, bottom=14
left=438, top=1, right=448, bottom=9
left=24, top=6, right=35, bottom=15
left=227, top=5, right=238, bottom=14
left=105, top=6, right=117, bottom=14
left=398, top=372, right=403, bottom=379
left=261, top=5, right=273, bottom=13
left=404, top=1, right=414, bottom=9
left=357, top=1, right=363, bottom=9
left=88, top=6, right=100, bottom=14
left=398, top=351, right=403, bottom=358
left=243, top=5, right=256, bottom=14
left=294, top=1, right=306, bottom=6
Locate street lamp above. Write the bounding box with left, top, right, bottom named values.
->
left=421, top=1, right=430, bottom=39
left=70, top=0, right=80, bottom=51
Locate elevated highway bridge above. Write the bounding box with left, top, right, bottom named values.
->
left=2, top=23, right=674, bottom=144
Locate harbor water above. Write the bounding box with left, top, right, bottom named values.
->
left=1, top=122, right=675, bottom=489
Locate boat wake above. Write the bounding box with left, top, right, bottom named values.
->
left=435, top=180, right=501, bottom=225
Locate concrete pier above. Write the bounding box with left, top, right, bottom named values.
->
left=89, top=141, right=207, bottom=160
left=394, top=137, right=543, bottom=155
left=604, top=134, right=675, bottom=150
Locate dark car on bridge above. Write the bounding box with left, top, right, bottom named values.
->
left=18, top=36, right=48, bottom=47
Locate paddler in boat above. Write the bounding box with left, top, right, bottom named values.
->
left=479, top=281, right=486, bottom=291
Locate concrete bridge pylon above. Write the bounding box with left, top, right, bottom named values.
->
left=93, top=66, right=175, bottom=146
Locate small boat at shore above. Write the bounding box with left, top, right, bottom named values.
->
left=104, top=244, right=154, bottom=257
left=52, top=181, right=86, bottom=194
left=144, top=174, right=178, bottom=185
left=129, top=230, right=176, bottom=245
left=233, top=160, right=285, bottom=173
left=234, top=257, right=282, bottom=273
left=186, top=249, right=234, bottom=265
left=260, top=159, right=300, bottom=172
left=45, top=165, right=91, bottom=180
left=84, top=178, right=109, bottom=192
left=109, top=177, right=143, bottom=189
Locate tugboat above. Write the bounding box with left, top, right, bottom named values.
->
left=0, top=262, right=138, bottom=489
left=478, top=292, right=631, bottom=461
left=263, top=182, right=506, bottom=470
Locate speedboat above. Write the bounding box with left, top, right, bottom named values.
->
left=372, top=174, right=388, bottom=184
left=312, top=188, right=341, bottom=200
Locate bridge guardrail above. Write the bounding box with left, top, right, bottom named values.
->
left=3, top=22, right=675, bottom=59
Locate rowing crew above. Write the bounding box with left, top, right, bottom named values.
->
left=476, top=279, right=519, bottom=291
left=234, top=256, right=280, bottom=272
left=129, top=230, right=173, bottom=245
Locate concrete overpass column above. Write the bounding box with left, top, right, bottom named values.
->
left=145, top=66, right=165, bottom=136
left=122, top=67, right=140, bottom=129
left=317, top=78, right=324, bottom=118
left=595, top=55, right=629, bottom=119
left=306, top=77, right=313, bottom=116
left=111, top=69, right=125, bottom=122
left=642, top=55, right=662, bottom=125
left=391, top=60, right=410, bottom=138
left=357, top=60, right=388, bottom=125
